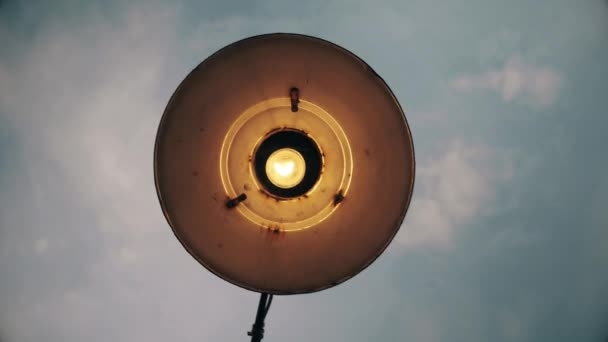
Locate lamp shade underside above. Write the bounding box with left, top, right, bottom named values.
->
left=154, top=33, right=415, bottom=295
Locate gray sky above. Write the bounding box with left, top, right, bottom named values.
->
left=1, top=0, right=607, bottom=341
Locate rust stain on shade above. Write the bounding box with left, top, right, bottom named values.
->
left=261, top=224, right=287, bottom=242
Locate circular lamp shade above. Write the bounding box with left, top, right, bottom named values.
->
left=154, top=33, right=415, bottom=295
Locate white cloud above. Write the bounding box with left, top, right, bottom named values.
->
left=34, top=239, right=49, bottom=255
left=450, top=56, right=563, bottom=108
left=397, top=140, right=513, bottom=249
left=1, top=4, right=179, bottom=236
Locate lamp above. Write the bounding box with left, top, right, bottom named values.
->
left=154, top=33, right=415, bottom=340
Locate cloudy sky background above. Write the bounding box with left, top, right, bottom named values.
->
left=1, top=0, right=607, bottom=341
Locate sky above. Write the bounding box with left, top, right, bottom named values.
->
left=1, top=0, right=607, bottom=341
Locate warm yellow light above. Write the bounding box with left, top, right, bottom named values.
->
left=266, top=148, right=306, bottom=189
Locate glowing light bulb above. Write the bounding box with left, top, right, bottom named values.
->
left=265, top=148, right=306, bottom=189
left=274, top=160, right=295, bottom=177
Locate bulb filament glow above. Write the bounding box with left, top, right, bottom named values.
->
left=265, top=148, right=306, bottom=189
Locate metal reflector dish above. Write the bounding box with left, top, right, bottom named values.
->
left=154, top=33, right=415, bottom=294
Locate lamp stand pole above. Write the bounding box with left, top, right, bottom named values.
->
left=247, top=293, right=273, bottom=342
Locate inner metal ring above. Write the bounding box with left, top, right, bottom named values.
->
left=219, top=97, right=353, bottom=231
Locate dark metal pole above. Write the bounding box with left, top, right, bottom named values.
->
left=248, top=293, right=273, bottom=342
